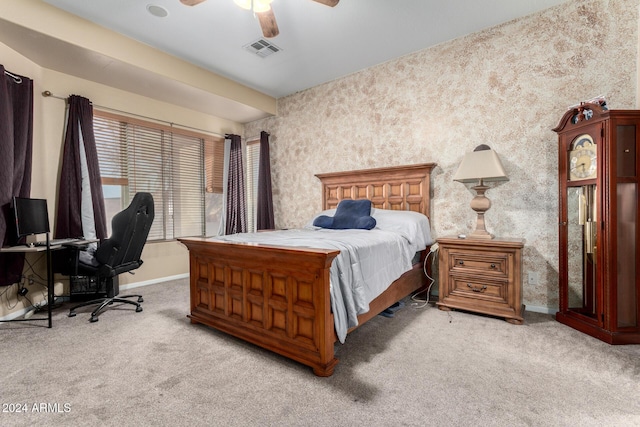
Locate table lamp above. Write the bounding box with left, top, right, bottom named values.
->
left=453, top=144, right=508, bottom=239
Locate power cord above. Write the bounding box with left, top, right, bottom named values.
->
left=0, top=283, right=20, bottom=310
left=0, top=251, right=62, bottom=318
left=411, top=242, right=438, bottom=308
left=20, top=290, right=34, bottom=309
left=1, top=257, right=62, bottom=316
left=22, top=254, right=47, bottom=284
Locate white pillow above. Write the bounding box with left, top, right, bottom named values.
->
left=371, top=208, right=433, bottom=251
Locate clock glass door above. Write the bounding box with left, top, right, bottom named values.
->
left=566, top=184, right=598, bottom=320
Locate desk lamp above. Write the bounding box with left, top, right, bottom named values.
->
left=453, top=144, right=508, bottom=239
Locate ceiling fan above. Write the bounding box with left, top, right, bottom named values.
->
left=179, top=0, right=340, bottom=39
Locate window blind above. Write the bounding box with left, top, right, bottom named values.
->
left=93, top=110, right=222, bottom=240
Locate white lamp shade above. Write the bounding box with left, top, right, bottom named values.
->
left=235, top=0, right=273, bottom=12
left=453, top=148, right=508, bottom=183
left=253, top=0, right=273, bottom=12
left=234, top=0, right=251, bottom=10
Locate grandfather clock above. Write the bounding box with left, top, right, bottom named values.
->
left=554, top=102, right=640, bottom=344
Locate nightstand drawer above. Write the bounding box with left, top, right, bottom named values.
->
left=450, top=276, right=507, bottom=305
left=449, top=252, right=508, bottom=277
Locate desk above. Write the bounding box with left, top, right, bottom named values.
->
left=1, top=239, right=98, bottom=253
left=0, top=244, right=54, bottom=327
left=0, top=239, right=99, bottom=328
left=0, top=240, right=95, bottom=327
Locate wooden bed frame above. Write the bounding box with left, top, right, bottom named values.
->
left=179, top=163, right=436, bottom=376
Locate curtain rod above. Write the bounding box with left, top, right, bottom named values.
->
left=42, top=90, right=232, bottom=139
left=4, top=69, right=23, bottom=83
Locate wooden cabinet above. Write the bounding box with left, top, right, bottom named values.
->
left=554, top=102, right=640, bottom=344
left=436, top=236, right=524, bottom=324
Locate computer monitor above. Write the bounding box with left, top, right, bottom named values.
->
left=13, top=197, right=50, bottom=238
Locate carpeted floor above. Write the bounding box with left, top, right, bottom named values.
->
left=1, top=278, right=639, bottom=426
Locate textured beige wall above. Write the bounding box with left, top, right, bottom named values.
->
left=245, top=0, right=640, bottom=312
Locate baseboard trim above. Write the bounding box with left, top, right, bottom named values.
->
left=0, top=307, right=31, bottom=322
left=119, top=273, right=189, bottom=291
left=525, top=305, right=556, bottom=315
left=0, top=296, right=65, bottom=322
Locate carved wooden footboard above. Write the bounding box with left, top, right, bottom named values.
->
left=179, top=163, right=436, bottom=376
left=180, top=238, right=341, bottom=376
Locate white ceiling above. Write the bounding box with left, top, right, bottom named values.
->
left=42, top=0, right=568, bottom=100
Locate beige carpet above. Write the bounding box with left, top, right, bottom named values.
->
left=1, top=278, right=639, bottom=426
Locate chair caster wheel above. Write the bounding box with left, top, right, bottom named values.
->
left=90, top=316, right=99, bottom=323
left=136, top=306, right=143, bottom=313
left=68, top=312, right=76, bottom=317
left=138, top=297, right=144, bottom=303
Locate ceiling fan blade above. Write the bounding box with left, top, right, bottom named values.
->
left=312, top=0, right=339, bottom=6
left=256, top=8, right=279, bottom=38
left=180, top=0, right=207, bottom=6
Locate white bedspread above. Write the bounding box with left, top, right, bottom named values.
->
left=215, top=226, right=428, bottom=343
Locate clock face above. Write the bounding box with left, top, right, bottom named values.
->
left=569, top=134, right=597, bottom=181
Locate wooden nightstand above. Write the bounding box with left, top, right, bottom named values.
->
left=436, top=236, right=525, bottom=324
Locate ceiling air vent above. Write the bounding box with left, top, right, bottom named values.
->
left=244, top=38, right=282, bottom=58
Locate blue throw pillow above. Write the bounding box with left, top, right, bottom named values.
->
left=312, top=199, right=376, bottom=230
left=313, top=215, right=334, bottom=228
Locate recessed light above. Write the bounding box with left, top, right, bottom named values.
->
left=147, top=4, right=169, bottom=18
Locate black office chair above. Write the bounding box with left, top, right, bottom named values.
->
left=67, top=192, right=154, bottom=322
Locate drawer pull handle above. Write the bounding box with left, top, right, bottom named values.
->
left=458, top=260, right=464, bottom=265
left=490, top=264, right=496, bottom=269
left=467, top=283, right=487, bottom=293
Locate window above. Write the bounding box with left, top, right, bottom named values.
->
left=246, top=139, right=260, bottom=233
left=93, top=111, right=224, bottom=240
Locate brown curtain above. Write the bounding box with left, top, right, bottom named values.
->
left=256, top=131, right=274, bottom=230
left=55, top=95, right=107, bottom=240
left=0, top=66, right=33, bottom=286
left=225, top=134, right=247, bottom=235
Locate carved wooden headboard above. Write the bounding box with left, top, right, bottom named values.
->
left=315, top=163, right=436, bottom=218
